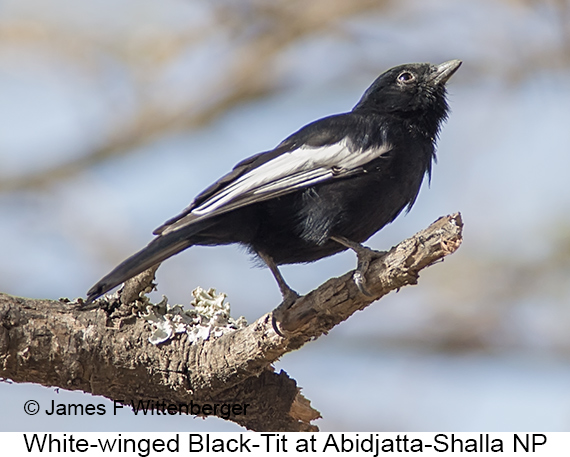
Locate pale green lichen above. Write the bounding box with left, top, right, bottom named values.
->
left=141, top=287, right=247, bottom=345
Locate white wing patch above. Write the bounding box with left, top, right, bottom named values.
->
left=192, top=139, right=391, bottom=216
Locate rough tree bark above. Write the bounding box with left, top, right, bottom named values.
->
left=0, top=213, right=462, bottom=432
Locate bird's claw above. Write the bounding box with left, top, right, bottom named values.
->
left=353, top=247, right=386, bottom=297
left=280, top=288, right=300, bottom=310
left=353, top=270, right=374, bottom=297
left=272, top=288, right=300, bottom=337
left=331, top=236, right=387, bottom=297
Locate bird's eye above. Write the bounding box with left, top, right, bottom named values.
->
left=397, top=71, right=415, bottom=83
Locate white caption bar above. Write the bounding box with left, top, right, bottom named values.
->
left=3, top=432, right=564, bottom=456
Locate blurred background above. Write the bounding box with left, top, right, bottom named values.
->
left=1, top=0, right=570, bottom=432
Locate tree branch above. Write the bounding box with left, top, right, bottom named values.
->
left=0, top=213, right=462, bottom=431
left=0, top=0, right=387, bottom=193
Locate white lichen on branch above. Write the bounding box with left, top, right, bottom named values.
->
left=141, top=287, right=247, bottom=345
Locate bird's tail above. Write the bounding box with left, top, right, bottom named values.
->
left=86, top=229, right=199, bottom=304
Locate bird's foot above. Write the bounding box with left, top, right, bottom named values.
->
left=272, top=288, right=300, bottom=337
left=353, top=247, right=387, bottom=296
left=280, top=287, right=300, bottom=309
left=331, top=236, right=387, bottom=297
left=258, top=251, right=301, bottom=336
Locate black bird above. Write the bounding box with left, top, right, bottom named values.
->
left=86, top=60, right=461, bottom=305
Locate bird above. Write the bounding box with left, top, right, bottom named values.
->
left=86, top=59, right=461, bottom=306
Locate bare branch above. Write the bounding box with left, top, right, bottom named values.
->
left=0, top=213, right=462, bottom=431
left=0, top=0, right=387, bottom=193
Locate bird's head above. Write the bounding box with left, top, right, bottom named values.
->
left=353, top=60, right=462, bottom=126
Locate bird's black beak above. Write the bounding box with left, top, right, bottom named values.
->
left=430, top=60, right=462, bottom=85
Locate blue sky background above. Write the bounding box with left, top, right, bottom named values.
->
left=1, top=0, right=570, bottom=431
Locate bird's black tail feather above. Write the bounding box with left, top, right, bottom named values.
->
left=86, top=231, right=197, bottom=304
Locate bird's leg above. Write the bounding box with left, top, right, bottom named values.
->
left=258, top=252, right=300, bottom=308
left=258, top=252, right=300, bottom=337
left=330, top=236, right=387, bottom=297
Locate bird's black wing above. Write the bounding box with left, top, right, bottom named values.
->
left=152, top=147, right=288, bottom=235
left=154, top=114, right=392, bottom=236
